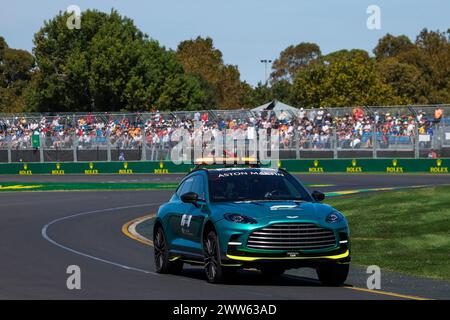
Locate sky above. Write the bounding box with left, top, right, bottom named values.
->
left=0, top=0, right=449, bottom=86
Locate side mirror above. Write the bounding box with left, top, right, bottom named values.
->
left=181, top=192, right=199, bottom=204
left=311, top=190, right=325, bottom=202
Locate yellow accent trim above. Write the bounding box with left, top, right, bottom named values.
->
left=181, top=259, right=204, bottom=265
left=121, top=215, right=154, bottom=246
left=226, top=250, right=349, bottom=262
left=345, top=286, right=431, bottom=301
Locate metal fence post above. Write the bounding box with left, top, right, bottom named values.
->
left=372, top=123, right=377, bottom=159
left=39, top=134, right=44, bottom=163
left=295, top=129, right=300, bottom=159
left=7, top=134, right=12, bottom=163
left=414, top=122, right=419, bottom=159
left=332, top=127, right=338, bottom=159
left=73, top=132, right=78, bottom=162
left=107, top=130, right=111, bottom=162
left=141, top=127, right=146, bottom=161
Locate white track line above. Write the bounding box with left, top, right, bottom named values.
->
left=41, top=203, right=161, bottom=275
left=128, top=215, right=154, bottom=243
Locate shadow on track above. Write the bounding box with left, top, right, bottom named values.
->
left=165, top=266, right=345, bottom=287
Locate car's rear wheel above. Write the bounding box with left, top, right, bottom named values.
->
left=153, top=226, right=183, bottom=274
left=203, top=231, right=231, bottom=283
left=316, top=263, right=349, bottom=286
left=260, top=265, right=285, bottom=278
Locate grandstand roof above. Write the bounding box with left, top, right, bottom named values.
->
left=251, top=100, right=299, bottom=115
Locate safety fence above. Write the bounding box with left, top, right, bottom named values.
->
left=0, top=158, right=448, bottom=175
left=1, top=104, right=450, bottom=162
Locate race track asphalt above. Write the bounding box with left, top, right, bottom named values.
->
left=0, top=173, right=449, bottom=299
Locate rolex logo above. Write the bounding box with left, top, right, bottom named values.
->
left=346, top=159, right=362, bottom=173
left=56, top=163, right=61, bottom=170
left=437, top=159, right=442, bottom=167
left=89, top=162, right=94, bottom=170
left=393, top=159, right=398, bottom=167
left=24, top=164, right=28, bottom=170
left=309, top=159, right=324, bottom=173
left=124, top=162, right=128, bottom=169
left=159, top=161, right=164, bottom=169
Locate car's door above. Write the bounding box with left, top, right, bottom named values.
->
left=182, top=173, right=209, bottom=255
left=166, top=176, right=194, bottom=252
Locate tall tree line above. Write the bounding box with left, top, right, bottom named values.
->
left=0, top=9, right=449, bottom=113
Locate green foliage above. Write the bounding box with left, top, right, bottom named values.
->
left=270, top=29, right=450, bottom=108
left=373, top=33, right=415, bottom=59
left=26, top=9, right=206, bottom=112
left=1, top=9, right=449, bottom=112
left=246, top=82, right=272, bottom=106
left=291, top=50, right=405, bottom=108
left=176, top=36, right=249, bottom=109
left=271, top=42, right=321, bottom=83
left=0, top=37, right=35, bottom=112
left=376, top=57, right=426, bottom=104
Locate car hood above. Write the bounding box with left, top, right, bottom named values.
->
left=210, top=200, right=336, bottom=222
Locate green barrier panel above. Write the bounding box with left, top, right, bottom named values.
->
left=0, top=161, right=195, bottom=175
left=280, top=158, right=450, bottom=174
left=0, top=159, right=448, bottom=175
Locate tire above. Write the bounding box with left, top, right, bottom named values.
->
left=316, top=263, right=349, bottom=286
left=260, top=265, right=285, bottom=278
left=203, top=231, right=229, bottom=283
left=153, top=226, right=183, bottom=274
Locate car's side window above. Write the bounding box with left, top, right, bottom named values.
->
left=191, top=175, right=206, bottom=200
left=177, top=177, right=194, bottom=196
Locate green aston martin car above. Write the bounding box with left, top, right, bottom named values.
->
left=153, top=162, right=351, bottom=285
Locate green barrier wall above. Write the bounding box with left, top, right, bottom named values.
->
left=0, top=159, right=448, bottom=175
left=0, top=161, right=194, bottom=175
left=280, top=158, right=449, bottom=174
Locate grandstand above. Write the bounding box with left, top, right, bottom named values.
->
left=0, top=104, right=449, bottom=163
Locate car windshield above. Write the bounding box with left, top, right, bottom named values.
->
left=208, top=169, right=312, bottom=202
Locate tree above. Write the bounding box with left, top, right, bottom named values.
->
left=291, top=50, right=405, bottom=108
left=373, top=34, right=414, bottom=59
left=246, top=82, right=272, bottom=107
left=271, top=80, right=293, bottom=104
left=26, top=9, right=206, bottom=112
left=412, top=29, right=450, bottom=103
left=271, top=42, right=321, bottom=83
left=376, top=57, right=427, bottom=104
left=0, top=37, right=35, bottom=112
left=176, top=36, right=250, bottom=109
left=385, top=28, right=450, bottom=104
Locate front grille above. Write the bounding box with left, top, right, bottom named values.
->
left=247, top=223, right=336, bottom=250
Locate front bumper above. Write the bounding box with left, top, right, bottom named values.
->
left=223, top=245, right=351, bottom=268
left=216, top=219, right=351, bottom=268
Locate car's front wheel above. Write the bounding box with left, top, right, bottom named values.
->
left=316, top=263, right=349, bottom=286
left=204, top=231, right=233, bottom=283
left=153, top=226, right=183, bottom=274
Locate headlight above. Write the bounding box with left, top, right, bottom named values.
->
left=326, top=211, right=343, bottom=223
left=224, top=213, right=257, bottom=224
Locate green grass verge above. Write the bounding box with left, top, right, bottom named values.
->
left=326, top=186, right=450, bottom=281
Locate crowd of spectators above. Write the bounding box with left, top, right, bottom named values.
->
left=0, top=106, right=446, bottom=154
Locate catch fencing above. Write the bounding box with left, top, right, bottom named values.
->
left=0, top=105, right=449, bottom=163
